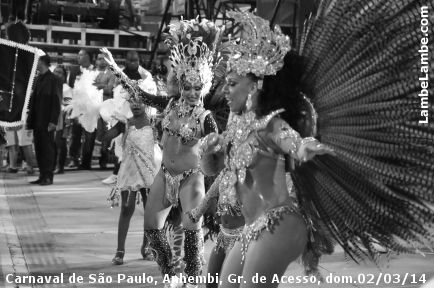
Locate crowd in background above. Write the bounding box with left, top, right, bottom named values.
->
left=0, top=48, right=170, bottom=186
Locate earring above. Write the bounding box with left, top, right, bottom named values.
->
left=246, top=92, right=252, bottom=110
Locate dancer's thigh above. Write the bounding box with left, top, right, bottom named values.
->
left=206, top=247, right=226, bottom=288
left=179, top=173, right=205, bottom=230
left=143, top=169, right=171, bottom=229
left=240, top=213, right=307, bottom=288
left=218, top=241, right=243, bottom=288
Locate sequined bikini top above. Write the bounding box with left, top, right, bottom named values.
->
left=216, top=110, right=285, bottom=211
left=161, top=98, right=211, bottom=145
left=219, top=108, right=320, bottom=214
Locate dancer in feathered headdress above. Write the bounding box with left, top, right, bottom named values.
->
left=100, top=63, right=163, bottom=266
left=199, top=11, right=333, bottom=286
left=101, top=17, right=222, bottom=288
left=200, top=1, right=434, bottom=286
left=105, top=94, right=162, bottom=267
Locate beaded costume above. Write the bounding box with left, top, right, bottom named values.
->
left=161, top=164, right=202, bottom=207
left=161, top=98, right=214, bottom=145
left=202, top=108, right=316, bottom=246
left=116, top=125, right=161, bottom=192
left=103, top=18, right=222, bottom=287
left=107, top=121, right=162, bottom=207
left=191, top=110, right=282, bottom=223
left=215, top=225, right=243, bottom=254
left=108, top=61, right=218, bottom=212
left=211, top=1, right=434, bottom=279
left=240, top=205, right=298, bottom=262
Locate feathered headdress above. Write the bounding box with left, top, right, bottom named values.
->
left=226, top=11, right=291, bottom=77
left=100, top=76, right=158, bottom=127
left=164, top=18, right=222, bottom=95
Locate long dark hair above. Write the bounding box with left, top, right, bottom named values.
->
left=256, top=51, right=305, bottom=134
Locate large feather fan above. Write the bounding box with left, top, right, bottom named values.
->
left=99, top=85, right=132, bottom=127
left=290, top=0, right=434, bottom=270
left=68, top=70, right=102, bottom=132
left=164, top=17, right=221, bottom=52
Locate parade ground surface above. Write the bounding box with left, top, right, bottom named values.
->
left=1, top=171, right=433, bottom=288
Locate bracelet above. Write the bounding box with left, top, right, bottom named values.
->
left=300, top=137, right=317, bottom=147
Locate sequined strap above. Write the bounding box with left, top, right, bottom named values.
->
left=107, top=187, right=120, bottom=208
left=240, top=204, right=300, bottom=263
left=162, top=164, right=202, bottom=207
left=256, top=109, right=285, bottom=130
left=220, top=225, right=243, bottom=237
left=244, top=205, right=299, bottom=239
left=215, top=225, right=242, bottom=255
left=163, top=98, right=176, bottom=116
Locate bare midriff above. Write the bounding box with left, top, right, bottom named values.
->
left=161, top=132, right=201, bottom=175
left=238, top=154, right=292, bottom=225
left=220, top=214, right=245, bottom=229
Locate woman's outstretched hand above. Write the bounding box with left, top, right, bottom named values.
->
left=100, top=48, right=116, bottom=67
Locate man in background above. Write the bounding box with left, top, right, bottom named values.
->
left=94, top=53, right=115, bottom=169
left=27, top=55, right=61, bottom=185
left=68, top=49, right=94, bottom=169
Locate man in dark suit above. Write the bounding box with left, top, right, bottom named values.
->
left=27, top=55, right=61, bottom=185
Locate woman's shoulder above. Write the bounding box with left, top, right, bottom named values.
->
left=260, top=114, right=300, bottom=150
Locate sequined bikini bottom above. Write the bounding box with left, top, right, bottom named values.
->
left=161, top=164, right=201, bottom=207
left=215, top=225, right=243, bottom=254
left=240, top=205, right=300, bottom=263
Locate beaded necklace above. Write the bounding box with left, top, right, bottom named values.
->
left=162, top=99, right=206, bottom=145
left=218, top=109, right=284, bottom=213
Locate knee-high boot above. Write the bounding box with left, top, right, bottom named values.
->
left=145, top=229, right=175, bottom=277
left=171, top=224, right=184, bottom=273
left=183, top=229, right=204, bottom=286
left=141, top=233, right=154, bottom=260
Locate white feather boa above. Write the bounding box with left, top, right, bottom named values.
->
left=68, top=70, right=103, bottom=132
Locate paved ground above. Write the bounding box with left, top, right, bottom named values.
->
left=1, top=170, right=433, bottom=288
